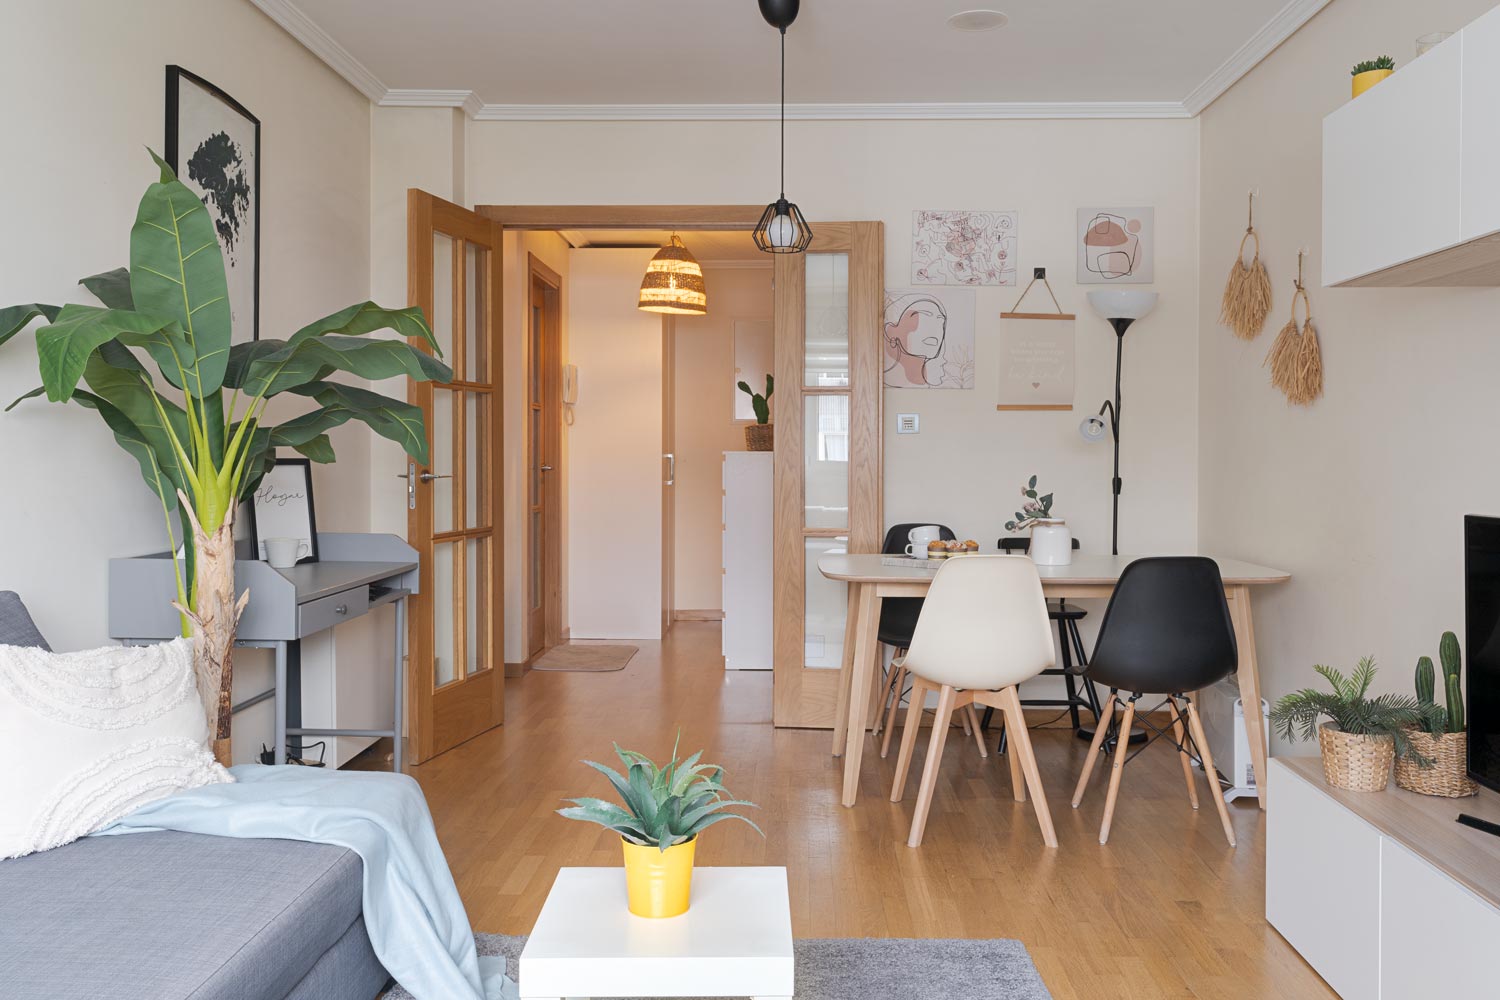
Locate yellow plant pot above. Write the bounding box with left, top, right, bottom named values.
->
left=621, top=837, right=695, bottom=918
left=1351, top=68, right=1393, bottom=98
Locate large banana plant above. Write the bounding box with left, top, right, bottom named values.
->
left=0, top=152, right=451, bottom=763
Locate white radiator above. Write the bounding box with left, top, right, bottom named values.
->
left=1197, top=678, right=1269, bottom=803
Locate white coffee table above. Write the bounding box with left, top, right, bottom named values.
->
left=519, top=866, right=794, bottom=1000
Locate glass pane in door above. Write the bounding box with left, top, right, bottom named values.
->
left=804, top=536, right=849, bottom=669
left=804, top=253, right=849, bottom=387
left=433, top=541, right=456, bottom=686
left=804, top=394, right=849, bottom=530
left=432, top=389, right=454, bottom=533
left=465, top=243, right=488, bottom=381
left=466, top=536, right=489, bottom=675
left=432, top=234, right=455, bottom=359
left=529, top=511, right=542, bottom=611
left=465, top=393, right=486, bottom=528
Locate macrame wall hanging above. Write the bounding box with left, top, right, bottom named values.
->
left=1220, top=191, right=1273, bottom=340
left=1263, top=250, right=1323, bottom=406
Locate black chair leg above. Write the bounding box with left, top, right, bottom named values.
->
left=1057, top=606, right=1081, bottom=733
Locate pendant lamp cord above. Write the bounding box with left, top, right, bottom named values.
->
left=779, top=27, right=786, bottom=199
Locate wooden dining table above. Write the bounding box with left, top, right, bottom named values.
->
left=817, top=552, right=1291, bottom=810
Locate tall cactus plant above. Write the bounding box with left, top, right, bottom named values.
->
left=1440, top=630, right=1465, bottom=733
left=1415, top=655, right=1437, bottom=733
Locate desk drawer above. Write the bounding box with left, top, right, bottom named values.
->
left=298, top=588, right=368, bottom=637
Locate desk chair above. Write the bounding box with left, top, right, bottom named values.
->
left=1069, top=556, right=1238, bottom=847
left=889, top=556, right=1059, bottom=848
left=872, top=523, right=987, bottom=760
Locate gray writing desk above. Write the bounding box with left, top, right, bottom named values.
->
left=110, top=533, right=419, bottom=771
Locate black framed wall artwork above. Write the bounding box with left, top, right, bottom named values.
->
left=247, top=458, right=320, bottom=566
left=164, top=65, right=260, bottom=344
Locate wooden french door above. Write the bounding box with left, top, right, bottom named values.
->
left=525, top=255, right=563, bottom=660
left=407, top=190, right=504, bottom=762
left=772, top=223, right=884, bottom=728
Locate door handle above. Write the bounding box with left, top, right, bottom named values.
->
left=540, top=464, right=554, bottom=472
left=418, top=472, right=451, bottom=482
left=664, top=452, right=675, bottom=486
left=397, top=463, right=452, bottom=509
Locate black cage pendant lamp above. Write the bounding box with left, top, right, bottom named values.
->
left=753, top=0, right=812, bottom=254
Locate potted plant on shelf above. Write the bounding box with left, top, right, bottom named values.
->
left=1351, top=55, right=1396, bottom=98
left=1396, top=632, right=1478, bottom=797
left=0, top=152, right=451, bottom=765
left=738, top=374, right=774, bottom=451
left=1271, top=657, right=1443, bottom=791
left=558, top=738, right=762, bottom=918
left=1003, top=475, right=1071, bottom=565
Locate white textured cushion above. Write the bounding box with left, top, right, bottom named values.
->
left=0, top=637, right=232, bottom=858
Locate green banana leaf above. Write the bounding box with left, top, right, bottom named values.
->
left=235, top=334, right=452, bottom=398
left=285, top=382, right=434, bottom=465
left=0, top=303, right=60, bottom=347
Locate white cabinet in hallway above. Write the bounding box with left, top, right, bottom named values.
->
left=722, top=452, right=773, bottom=670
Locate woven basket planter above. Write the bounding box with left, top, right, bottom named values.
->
left=1394, top=729, right=1478, bottom=798
left=745, top=423, right=774, bottom=452
left=1318, top=722, right=1394, bottom=792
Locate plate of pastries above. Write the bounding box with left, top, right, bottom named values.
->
left=927, top=539, right=981, bottom=559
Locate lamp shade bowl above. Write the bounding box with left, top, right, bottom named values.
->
left=638, top=235, right=708, bottom=315
left=1087, top=290, right=1158, bottom=322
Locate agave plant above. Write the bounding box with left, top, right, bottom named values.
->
left=0, top=151, right=450, bottom=761
left=1271, top=657, right=1444, bottom=765
left=558, top=738, right=763, bottom=851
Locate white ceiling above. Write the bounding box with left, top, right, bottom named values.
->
left=252, top=0, right=1332, bottom=118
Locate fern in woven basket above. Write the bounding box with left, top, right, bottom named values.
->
left=558, top=738, right=764, bottom=851
left=1271, top=657, right=1445, bottom=766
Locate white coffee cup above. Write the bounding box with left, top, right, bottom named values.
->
left=264, top=537, right=311, bottom=569
left=904, top=524, right=942, bottom=559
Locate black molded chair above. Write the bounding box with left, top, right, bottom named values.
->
left=872, top=523, right=987, bottom=759
left=987, top=537, right=1103, bottom=747
left=1069, top=557, right=1239, bottom=847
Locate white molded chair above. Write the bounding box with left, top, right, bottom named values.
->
left=889, top=555, right=1059, bottom=848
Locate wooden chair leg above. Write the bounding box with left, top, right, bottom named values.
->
left=878, top=662, right=908, bottom=757
left=1098, top=698, right=1137, bottom=845
left=1003, top=687, right=1057, bottom=848
left=1071, top=693, right=1116, bottom=807
left=872, top=648, right=906, bottom=738
left=1167, top=696, right=1200, bottom=810
left=989, top=701, right=1024, bottom=801
left=890, top=675, right=929, bottom=802
left=1187, top=697, right=1237, bottom=848
left=959, top=703, right=973, bottom=736
left=907, top=684, right=956, bottom=848
left=964, top=704, right=988, bottom=758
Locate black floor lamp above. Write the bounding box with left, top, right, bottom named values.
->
left=1081, top=291, right=1158, bottom=556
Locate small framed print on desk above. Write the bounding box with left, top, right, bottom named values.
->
left=247, top=458, right=319, bottom=564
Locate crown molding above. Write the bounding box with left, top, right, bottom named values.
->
left=1182, top=0, right=1334, bottom=116
left=470, top=101, right=1191, bottom=122
left=381, top=89, right=486, bottom=117
left=247, top=0, right=387, bottom=103
left=254, top=0, right=1327, bottom=123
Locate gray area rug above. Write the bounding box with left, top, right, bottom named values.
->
left=385, top=933, right=1052, bottom=999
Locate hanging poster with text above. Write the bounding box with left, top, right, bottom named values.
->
left=997, top=312, right=1075, bottom=410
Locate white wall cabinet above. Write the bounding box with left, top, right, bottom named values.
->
left=1268, top=758, right=1500, bottom=998
left=722, top=452, right=772, bottom=670
left=1323, top=6, right=1500, bottom=286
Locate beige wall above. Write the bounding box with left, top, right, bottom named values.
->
left=566, top=249, right=666, bottom=639
left=467, top=118, right=1203, bottom=575
left=1198, top=0, right=1500, bottom=750
left=672, top=265, right=774, bottom=612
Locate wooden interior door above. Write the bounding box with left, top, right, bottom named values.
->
left=661, top=316, right=677, bottom=634
left=772, top=223, right=884, bottom=728
left=407, top=190, right=504, bottom=762
left=525, top=255, right=562, bottom=660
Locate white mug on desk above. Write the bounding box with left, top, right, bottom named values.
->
left=904, top=525, right=942, bottom=559
left=264, top=537, right=310, bottom=569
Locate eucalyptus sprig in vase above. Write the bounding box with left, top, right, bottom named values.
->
left=1004, top=475, right=1071, bottom=565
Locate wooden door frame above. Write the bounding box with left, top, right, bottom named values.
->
left=523, top=253, right=564, bottom=666
left=406, top=190, right=505, bottom=763
left=772, top=223, right=885, bottom=729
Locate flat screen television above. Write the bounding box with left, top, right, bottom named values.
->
left=1465, top=515, right=1500, bottom=792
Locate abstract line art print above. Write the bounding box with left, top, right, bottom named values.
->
left=883, top=288, right=976, bottom=390
left=1077, top=207, right=1154, bottom=284
left=912, top=210, right=1018, bottom=286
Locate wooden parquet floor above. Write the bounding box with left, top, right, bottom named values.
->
left=404, top=622, right=1334, bottom=1000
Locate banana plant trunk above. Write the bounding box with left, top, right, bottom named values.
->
left=174, top=491, right=248, bottom=767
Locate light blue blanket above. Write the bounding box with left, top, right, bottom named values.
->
left=97, top=765, right=513, bottom=1000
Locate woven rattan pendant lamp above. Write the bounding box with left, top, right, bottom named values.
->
left=638, top=234, right=708, bottom=315
left=753, top=0, right=812, bottom=253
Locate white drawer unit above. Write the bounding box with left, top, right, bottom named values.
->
left=1268, top=757, right=1500, bottom=998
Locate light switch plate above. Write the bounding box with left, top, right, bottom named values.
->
left=897, top=413, right=919, bottom=434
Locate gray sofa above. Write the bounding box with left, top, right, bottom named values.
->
left=0, top=593, right=391, bottom=1000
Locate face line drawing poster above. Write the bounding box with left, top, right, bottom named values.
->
left=883, top=287, right=976, bottom=390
